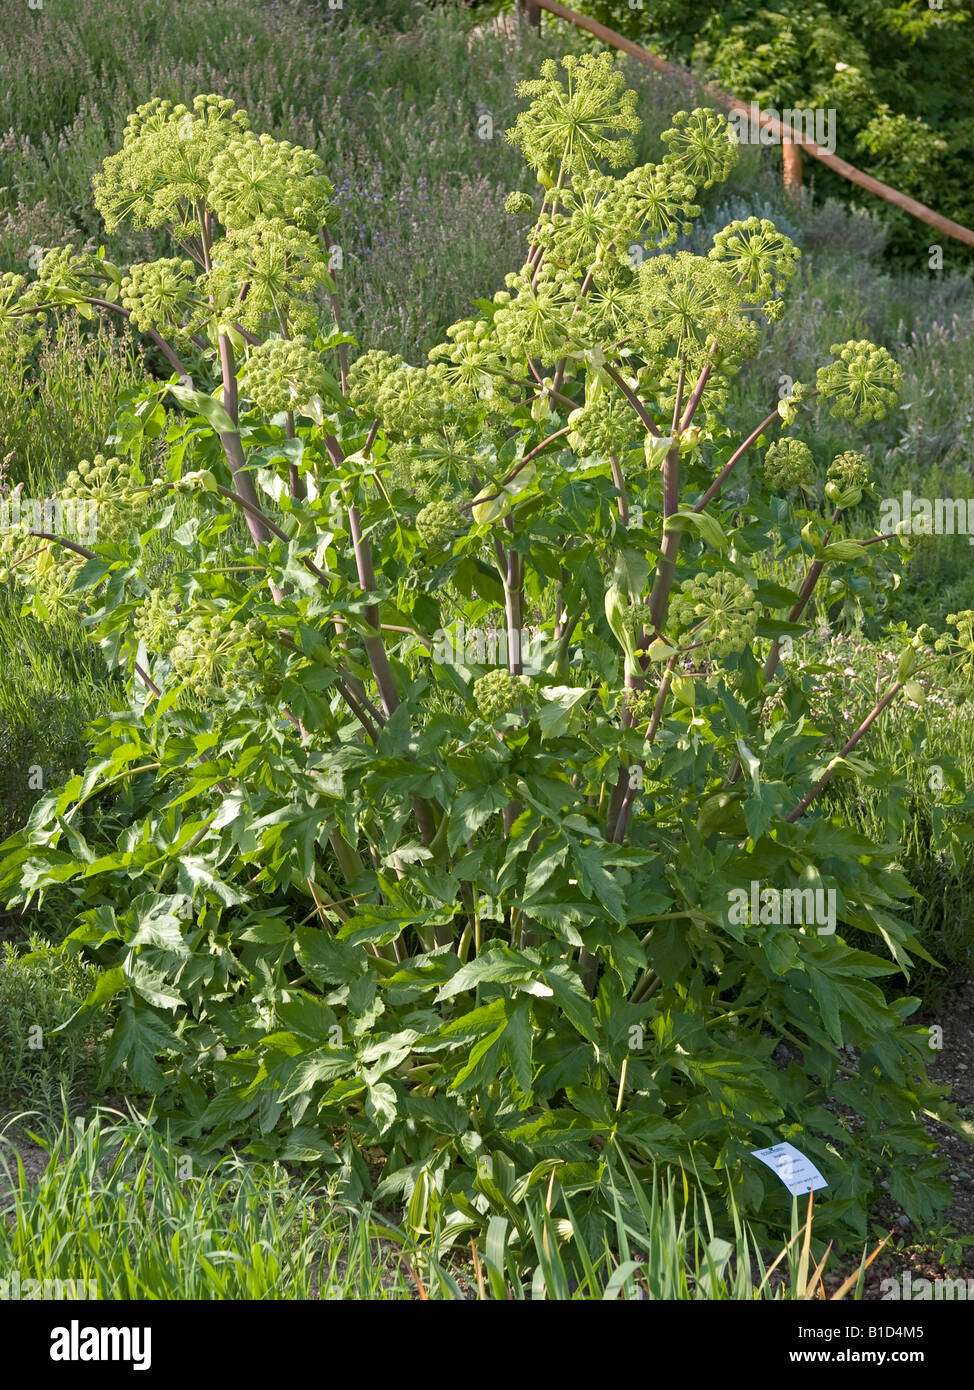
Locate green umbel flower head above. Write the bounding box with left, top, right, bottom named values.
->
left=827, top=450, right=870, bottom=492
left=36, top=244, right=112, bottom=300
left=567, top=385, right=634, bottom=455
left=428, top=317, right=503, bottom=397
left=825, top=450, right=871, bottom=506
left=504, top=191, right=534, bottom=216
left=816, top=340, right=901, bottom=425
left=347, top=350, right=405, bottom=417
left=134, top=592, right=180, bottom=651
left=170, top=611, right=259, bottom=694
left=0, top=524, right=78, bottom=614
left=416, top=500, right=464, bottom=549
left=474, top=668, right=531, bottom=722
left=93, top=95, right=251, bottom=235
left=612, top=163, right=699, bottom=251
left=930, top=612, right=974, bottom=690
left=506, top=53, right=640, bottom=178
left=660, top=108, right=739, bottom=189
left=625, top=688, right=657, bottom=727
left=241, top=335, right=324, bottom=416
left=346, top=350, right=455, bottom=435
left=639, top=251, right=756, bottom=365
left=60, top=455, right=149, bottom=543
left=0, top=272, right=45, bottom=352
left=205, top=219, right=331, bottom=336
left=709, top=217, right=800, bottom=301
left=375, top=364, right=453, bottom=436
left=493, top=264, right=583, bottom=363
left=668, top=570, right=758, bottom=659
left=208, top=131, right=332, bottom=233
left=120, top=258, right=196, bottom=335
left=764, top=437, right=815, bottom=491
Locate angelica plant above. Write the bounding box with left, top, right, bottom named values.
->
left=0, top=57, right=960, bottom=1242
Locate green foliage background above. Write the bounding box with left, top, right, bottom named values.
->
left=570, top=0, right=974, bottom=266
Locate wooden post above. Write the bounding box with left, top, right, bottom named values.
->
left=517, top=0, right=542, bottom=28
left=782, top=136, right=803, bottom=197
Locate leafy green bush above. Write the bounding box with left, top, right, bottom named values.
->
left=0, top=56, right=965, bottom=1245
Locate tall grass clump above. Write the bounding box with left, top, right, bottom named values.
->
left=0, top=1112, right=878, bottom=1300
left=0, top=936, right=103, bottom=1111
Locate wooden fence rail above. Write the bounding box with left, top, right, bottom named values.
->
left=514, top=0, right=974, bottom=249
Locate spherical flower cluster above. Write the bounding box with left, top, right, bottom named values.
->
left=92, top=92, right=333, bottom=336
left=388, top=432, right=474, bottom=504
left=506, top=53, right=640, bottom=178
left=208, top=131, right=332, bottom=233
left=492, top=265, right=582, bottom=363
left=241, top=335, right=324, bottom=415
left=668, top=570, right=758, bottom=658
left=763, top=298, right=786, bottom=324
left=709, top=217, right=800, bottom=301
left=504, top=191, right=534, bottom=216
left=205, top=219, right=331, bottom=337
left=346, top=353, right=454, bottom=436
left=579, top=259, right=639, bottom=338
left=373, top=363, right=453, bottom=437
left=536, top=171, right=619, bottom=271
left=612, top=162, right=699, bottom=251
left=415, top=500, right=463, bottom=548
left=827, top=450, right=870, bottom=493
left=625, top=688, right=656, bottom=727
left=945, top=612, right=974, bottom=649
left=567, top=385, right=635, bottom=456
left=0, top=528, right=79, bottom=614
left=133, top=592, right=179, bottom=652
left=639, top=252, right=755, bottom=364
left=170, top=611, right=262, bottom=694
left=428, top=317, right=504, bottom=398
left=120, top=258, right=196, bottom=334
left=473, top=668, right=531, bottom=722
left=0, top=272, right=45, bottom=353
left=35, top=244, right=111, bottom=300
left=816, top=340, right=901, bottom=425
left=60, top=455, right=149, bottom=543
left=347, top=350, right=405, bottom=418
left=929, top=612, right=974, bottom=693
left=93, top=95, right=251, bottom=234
left=659, top=108, right=739, bottom=190
left=764, top=437, right=815, bottom=492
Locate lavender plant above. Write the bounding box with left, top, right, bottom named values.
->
left=0, top=58, right=964, bottom=1239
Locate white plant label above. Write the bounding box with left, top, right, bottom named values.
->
left=751, top=1142, right=828, bottom=1195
